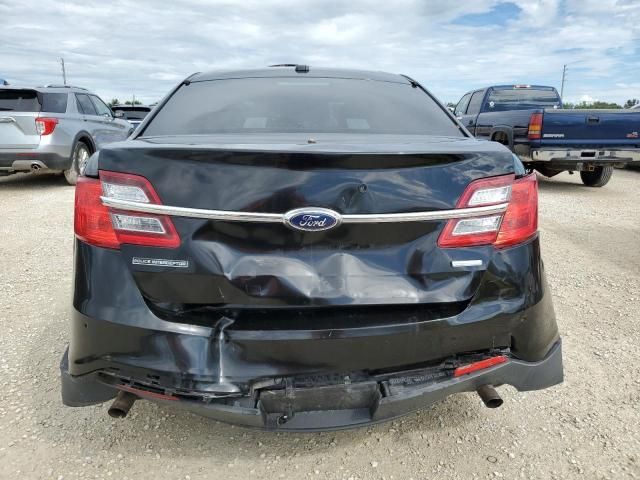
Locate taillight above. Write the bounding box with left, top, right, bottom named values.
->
left=35, top=117, right=58, bottom=136
left=74, top=177, right=119, bottom=249
left=438, top=173, right=538, bottom=249
left=74, top=171, right=180, bottom=249
left=527, top=112, right=543, bottom=140
left=494, top=173, right=538, bottom=248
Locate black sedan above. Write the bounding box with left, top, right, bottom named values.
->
left=61, top=65, right=562, bottom=431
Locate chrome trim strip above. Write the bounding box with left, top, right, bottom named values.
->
left=340, top=203, right=507, bottom=223
left=100, top=197, right=508, bottom=224
left=101, top=197, right=282, bottom=223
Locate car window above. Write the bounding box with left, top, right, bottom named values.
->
left=90, top=95, right=112, bottom=116
left=143, top=77, right=464, bottom=137
left=0, top=90, right=40, bottom=112
left=76, top=94, right=97, bottom=115
left=454, top=94, right=471, bottom=116
left=41, top=93, right=68, bottom=113
left=113, top=107, right=151, bottom=120
left=486, top=87, right=561, bottom=111
left=466, top=91, right=485, bottom=116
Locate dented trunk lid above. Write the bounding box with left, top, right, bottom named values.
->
left=96, top=134, right=515, bottom=309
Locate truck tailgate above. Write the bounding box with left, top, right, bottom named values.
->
left=541, top=109, right=640, bottom=147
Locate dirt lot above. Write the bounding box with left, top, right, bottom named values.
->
left=0, top=169, right=638, bottom=480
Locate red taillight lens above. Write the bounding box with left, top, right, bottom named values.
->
left=35, top=117, right=58, bottom=136
left=438, top=173, right=538, bottom=249
left=494, top=173, right=538, bottom=248
left=527, top=112, right=543, bottom=140
left=74, top=171, right=180, bottom=249
left=438, top=174, right=513, bottom=248
left=75, top=176, right=120, bottom=249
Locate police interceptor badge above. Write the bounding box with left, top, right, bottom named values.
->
left=132, top=257, right=189, bottom=268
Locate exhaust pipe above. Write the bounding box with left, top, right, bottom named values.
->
left=30, top=163, right=41, bottom=172
left=477, top=385, right=503, bottom=408
left=108, top=391, right=138, bottom=418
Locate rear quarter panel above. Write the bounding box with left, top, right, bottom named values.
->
left=473, top=110, right=537, bottom=152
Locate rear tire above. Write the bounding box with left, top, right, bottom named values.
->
left=580, top=166, right=613, bottom=187
left=491, top=132, right=509, bottom=146
left=64, top=141, right=91, bottom=186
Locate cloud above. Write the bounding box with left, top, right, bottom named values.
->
left=0, top=0, right=638, bottom=104
left=579, top=94, right=598, bottom=103
left=149, top=72, right=184, bottom=81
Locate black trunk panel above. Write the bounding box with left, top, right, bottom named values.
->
left=99, top=137, right=514, bottom=308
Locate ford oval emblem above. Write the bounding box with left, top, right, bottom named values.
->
left=284, top=208, right=342, bottom=232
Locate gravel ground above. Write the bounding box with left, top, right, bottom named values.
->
left=0, top=169, right=639, bottom=480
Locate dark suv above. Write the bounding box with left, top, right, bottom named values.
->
left=112, top=105, right=152, bottom=130
left=61, top=66, right=562, bottom=431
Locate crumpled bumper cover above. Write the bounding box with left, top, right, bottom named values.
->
left=61, top=341, right=562, bottom=431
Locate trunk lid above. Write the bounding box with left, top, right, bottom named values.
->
left=97, top=135, right=514, bottom=309
left=0, top=89, right=41, bottom=149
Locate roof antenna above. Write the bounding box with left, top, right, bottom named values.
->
left=60, top=58, right=67, bottom=85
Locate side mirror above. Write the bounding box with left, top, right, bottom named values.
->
left=114, top=111, right=124, bottom=118
left=448, top=106, right=455, bottom=113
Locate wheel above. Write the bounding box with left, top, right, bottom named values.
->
left=580, top=165, right=614, bottom=187
left=64, top=141, right=91, bottom=185
left=491, top=132, right=509, bottom=146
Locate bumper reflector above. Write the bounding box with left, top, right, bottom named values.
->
left=453, top=355, right=507, bottom=377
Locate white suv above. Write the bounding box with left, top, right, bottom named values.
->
left=0, top=85, right=133, bottom=184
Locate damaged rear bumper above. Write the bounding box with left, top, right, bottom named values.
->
left=61, top=341, right=562, bottom=431
left=62, top=238, right=562, bottom=430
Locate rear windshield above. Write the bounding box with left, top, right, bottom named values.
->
left=142, top=77, right=462, bottom=137
left=113, top=107, right=150, bottom=120
left=486, top=88, right=561, bottom=111
left=0, top=90, right=67, bottom=113
left=0, top=90, right=40, bottom=112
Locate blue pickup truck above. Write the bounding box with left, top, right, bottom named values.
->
left=453, top=85, right=640, bottom=186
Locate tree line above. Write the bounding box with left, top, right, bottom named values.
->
left=108, top=98, right=142, bottom=106
left=563, top=99, right=638, bottom=109
left=446, top=98, right=639, bottom=110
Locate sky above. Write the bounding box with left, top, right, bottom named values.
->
left=1, top=0, right=639, bottom=106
